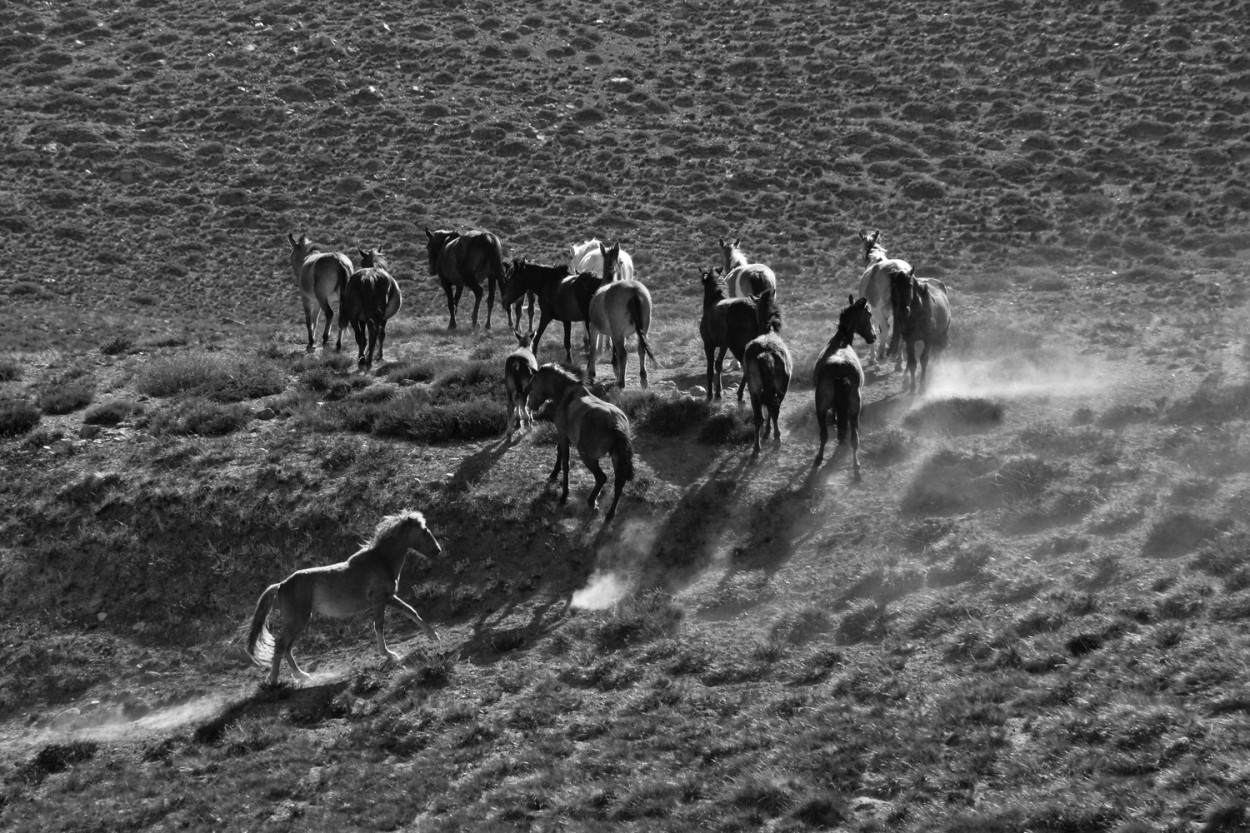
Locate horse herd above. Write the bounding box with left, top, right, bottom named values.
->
left=286, top=226, right=952, bottom=510
left=260, top=228, right=953, bottom=683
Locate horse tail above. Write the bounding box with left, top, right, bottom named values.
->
left=484, top=233, right=507, bottom=290
left=627, top=292, right=658, bottom=367
left=245, top=583, right=280, bottom=666
left=613, top=423, right=635, bottom=482
left=833, top=377, right=853, bottom=444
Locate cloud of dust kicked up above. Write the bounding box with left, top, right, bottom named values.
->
left=920, top=352, right=1114, bottom=401
left=570, top=518, right=660, bottom=610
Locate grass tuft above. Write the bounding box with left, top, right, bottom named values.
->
left=0, top=398, right=41, bottom=436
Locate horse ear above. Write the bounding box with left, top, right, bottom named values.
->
left=425, top=227, right=433, bottom=240
left=718, top=237, right=725, bottom=248
left=287, top=232, right=296, bottom=246
left=733, top=237, right=740, bottom=247
left=870, top=230, right=880, bottom=243
left=849, top=293, right=855, bottom=306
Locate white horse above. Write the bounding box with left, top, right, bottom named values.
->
left=719, top=237, right=778, bottom=299
left=570, top=239, right=635, bottom=353
left=856, top=229, right=911, bottom=369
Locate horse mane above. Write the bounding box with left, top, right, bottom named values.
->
left=366, top=510, right=426, bottom=550
left=756, top=288, right=781, bottom=334
left=540, top=363, right=583, bottom=386
left=360, top=250, right=389, bottom=271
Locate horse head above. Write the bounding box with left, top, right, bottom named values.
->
left=840, top=294, right=876, bottom=345
left=860, top=229, right=885, bottom=264
left=599, top=242, right=622, bottom=282
left=719, top=237, right=744, bottom=271
left=424, top=227, right=456, bottom=275
left=359, top=248, right=388, bottom=271
left=890, top=268, right=917, bottom=321
left=513, top=328, right=536, bottom=350
left=700, top=266, right=727, bottom=303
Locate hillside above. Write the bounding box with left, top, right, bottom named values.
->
left=2, top=0, right=1250, bottom=831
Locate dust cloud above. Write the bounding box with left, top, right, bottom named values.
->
left=570, top=519, right=660, bottom=610
left=921, top=353, right=1113, bottom=401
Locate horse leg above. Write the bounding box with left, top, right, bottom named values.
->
left=302, top=299, right=317, bottom=352
left=918, top=340, right=932, bottom=395
left=850, top=387, right=863, bottom=480
left=442, top=280, right=458, bottom=330
left=587, top=328, right=598, bottom=384
left=814, top=387, right=831, bottom=466
left=559, top=438, right=571, bottom=505
left=615, top=336, right=628, bottom=389
left=319, top=298, right=334, bottom=348
left=584, top=454, right=608, bottom=510
left=604, top=456, right=626, bottom=523
left=704, top=342, right=717, bottom=401
left=388, top=596, right=439, bottom=641
left=375, top=322, right=387, bottom=364
left=714, top=346, right=728, bottom=400
left=468, top=281, right=484, bottom=328
left=352, top=320, right=367, bottom=366
left=906, top=340, right=919, bottom=395
left=533, top=314, right=552, bottom=358
left=274, top=620, right=311, bottom=684
left=372, top=599, right=400, bottom=661
left=750, top=392, right=764, bottom=457
left=483, top=272, right=496, bottom=330
left=562, top=321, right=573, bottom=365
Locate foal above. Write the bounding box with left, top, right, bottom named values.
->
left=813, top=296, right=876, bottom=477
left=743, top=288, right=792, bottom=457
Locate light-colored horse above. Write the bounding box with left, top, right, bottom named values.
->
left=341, top=249, right=402, bottom=370
left=587, top=278, right=657, bottom=389
left=503, top=329, right=538, bottom=437
left=570, top=239, right=635, bottom=353
left=813, top=296, right=877, bottom=477
left=743, top=288, right=792, bottom=457
left=719, top=237, right=778, bottom=299
left=245, top=511, right=442, bottom=685
left=287, top=233, right=353, bottom=352
left=527, top=364, right=634, bottom=522
left=856, top=229, right=912, bottom=369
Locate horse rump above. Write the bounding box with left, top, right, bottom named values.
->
left=627, top=292, right=657, bottom=367
left=611, top=422, right=635, bottom=483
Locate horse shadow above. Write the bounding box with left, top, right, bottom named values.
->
left=450, top=435, right=514, bottom=488
left=193, top=678, right=350, bottom=744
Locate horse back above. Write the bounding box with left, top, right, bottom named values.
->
left=301, top=252, right=352, bottom=300
left=745, top=333, right=793, bottom=396
left=727, top=264, right=777, bottom=298
left=711, top=297, right=760, bottom=358
left=441, top=230, right=504, bottom=284
left=562, top=390, right=629, bottom=455
left=590, top=280, right=650, bottom=336
left=859, top=259, right=909, bottom=309
left=814, top=345, right=864, bottom=390
left=504, top=349, right=538, bottom=396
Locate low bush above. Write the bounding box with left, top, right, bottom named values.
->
left=83, top=398, right=140, bottom=426
left=147, top=397, right=252, bottom=436
left=37, top=376, right=95, bottom=415
left=138, top=354, right=287, bottom=402
left=0, top=358, right=20, bottom=382
left=0, top=399, right=41, bottom=436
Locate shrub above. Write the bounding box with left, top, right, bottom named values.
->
left=371, top=396, right=506, bottom=442
left=100, top=336, right=133, bottom=356
left=0, top=399, right=41, bottom=436
left=37, top=376, right=96, bottom=415
left=138, top=354, right=287, bottom=402
left=698, top=404, right=755, bottom=444
left=83, top=399, right=140, bottom=426
left=147, top=397, right=252, bottom=436
left=0, top=358, right=20, bottom=382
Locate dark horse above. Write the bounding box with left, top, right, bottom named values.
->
left=814, top=296, right=876, bottom=476
left=501, top=259, right=604, bottom=363
left=743, top=288, right=792, bottom=457
left=888, top=269, right=951, bottom=395
left=424, top=227, right=508, bottom=330
left=698, top=267, right=761, bottom=401
left=527, top=364, right=634, bottom=523
left=341, top=249, right=402, bottom=369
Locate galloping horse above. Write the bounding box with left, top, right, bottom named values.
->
left=889, top=269, right=951, bottom=395
left=570, top=239, right=635, bottom=353
left=501, top=259, right=603, bottom=363
left=424, top=227, right=508, bottom=330
left=341, top=249, right=402, bottom=369
left=699, top=266, right=761, bottom=401
left=527, top=364, right=634, bottom=522
left=743, top=288, right=792, bottom=457
left=719, top=237, right=778, bottom=299
left=856, top=229, right=912, bottom=368
left=814, top=296, right=877, bottom=476
left=587, top=243, right=656, bottom=389
left=503, top=329, right=538, bottom=437
left=245, top=511, right=442, bottom=685
left=287, top=233, right=353, bottom=352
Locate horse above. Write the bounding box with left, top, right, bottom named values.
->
left=813, top=296, right=877, bottom=476
left=587, top=251, right=656, bottom=389
left=424, top=227, right=508, bottom=330
left=719, top=237, right=779, bottom=299
left=501, top=258, right=603, bottom=363
left=287, top=232, right=353, bottom=352
left=526, top=364, right=634, bottom=522
left=341, top=249, right=402, bottom=370
left=245, top=511, right=442, bottom=685
left=856, top=229, right=912, bottom=369
left=570, top=239, right=636, bottom=353
left=699, top=266, right=761, bottom=401
left=743, top=288, right=792, bottom=457
left=889, top=268, right=951, bottom=395
left=503, top=328, right=538, bottom=437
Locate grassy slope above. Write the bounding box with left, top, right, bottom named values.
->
left=2, top=1, right=1250, bottom=831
